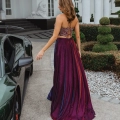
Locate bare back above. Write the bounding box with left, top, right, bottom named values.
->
left=58, top=14, right=78, bottom=38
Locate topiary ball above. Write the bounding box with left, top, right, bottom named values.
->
left=80, top=32, right=86, bottom=42
left=72, top=31, right=86, bottom=43
left=99, top=17, right=110, bottom=25
left=98, top=26, right=111, bottom=34
left=92, top=43, right=118, bottom=52
left=97, top=34, right=114, bottom=44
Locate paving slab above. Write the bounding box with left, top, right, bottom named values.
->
left=110, top=98, right=120, bottom=104
left=20, top=38, right=120, bottom=120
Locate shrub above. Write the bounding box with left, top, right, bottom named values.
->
left=72, top=31, right=86, bottom=43
left=80, top=24, right=98, bottom=41
left=99, top=17, right=110, bottom=25
left=82, top=53, right=115, bottom=71
left=92, top=43, right=118, bottom=52
left=80, top=24, right=120, bottom=42
left=81, top=42, right=115, bottom=71
left=115, top=10, right=120, bottom=14
left=97, top=34, right=114, bottom=44
left=110, top=18, right=120, bottom=25
left=74, top=7, right=80, bottom=18
left=111, top=27, right=120, bottom=41
left=98, top=26, right=111, bottom=34
left=81, top=42, right=120, bottom=77
left=92, top=17, right=118, bottom=52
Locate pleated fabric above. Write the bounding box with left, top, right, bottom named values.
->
left=47, top=38, right=95, bottom=120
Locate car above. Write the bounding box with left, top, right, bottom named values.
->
left=0, top=33, right=33, bottom=120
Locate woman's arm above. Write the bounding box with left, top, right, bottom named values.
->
left=75, top=18, right=81, bottom=56
left=36, top=15, right=62, bottom=60
left=42, top=15, right=62, bottom=52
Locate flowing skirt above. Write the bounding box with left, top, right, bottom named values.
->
left=47, top=38, right=95, bottom=120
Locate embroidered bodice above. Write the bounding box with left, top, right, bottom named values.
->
left=59, top=27, right=74, bottom=37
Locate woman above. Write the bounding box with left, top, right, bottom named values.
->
left=36, top=0, right=96, bottom=119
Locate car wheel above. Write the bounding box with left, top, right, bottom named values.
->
left=30, top=64, right=33, bottom=76
left=11, top=91, right=21, bottom=120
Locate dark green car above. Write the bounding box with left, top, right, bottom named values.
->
left=0, top=33, right=33, bottom=120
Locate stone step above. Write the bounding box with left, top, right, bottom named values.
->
left=8, top=28, right=41, bottom=34
left=5, top=21, right=31, bottom=24
left=1, top=19, right=41, bottom=33
left=3, top=19, right=29, bottom=22
left=5, top=22, right=34, bottom=26
left=4, top=24, right=37, bottom=29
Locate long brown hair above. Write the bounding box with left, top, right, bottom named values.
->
left=59, top=0, right=76, bottom=23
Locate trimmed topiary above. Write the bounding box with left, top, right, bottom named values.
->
left=99, top=17, right=110, bottom=25
left=98, top=26, right=111, bottom=34
left=81, top=42, right=115, bottom=71
left=92, top=43, right=118, bottom=52
left=97, top=34, right=114, bottom=44
left=81, top=41, right=120, bottom=77
left=92, top=17, right=118, bottom=52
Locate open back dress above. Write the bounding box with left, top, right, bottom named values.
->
left=47, top=22, right=96, bottom=120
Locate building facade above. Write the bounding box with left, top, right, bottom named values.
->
left=0, top=0, right=119, bottom=24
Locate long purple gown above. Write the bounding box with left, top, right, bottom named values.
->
left=47, top=37, right=96, bottom=120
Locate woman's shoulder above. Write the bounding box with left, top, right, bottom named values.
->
left=56, top=14, right=64, bottom=18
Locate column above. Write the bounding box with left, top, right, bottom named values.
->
left=103, top=0, right=109, bottom=17
left=82, top=0, right=90, bottom=23
left=94, top=0, right=102, bottom=24
left=0, top=0, right=2, bottom=10
left=0, top=0, right=6, bottom=19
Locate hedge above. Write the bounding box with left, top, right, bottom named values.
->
left=80, top=24, right=98, bottom=41
left=80, top=24, right=120, bottom=41
left=81, top=41, right=120, bottom=77
left=110, top=18, right=120, bottom=25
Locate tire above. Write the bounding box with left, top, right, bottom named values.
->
left=30, top=64, right=33, bottom=76
left=11, top=91, right=21, bottom=120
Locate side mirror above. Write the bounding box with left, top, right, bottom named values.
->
left=18, top=57, right=33, bottom=67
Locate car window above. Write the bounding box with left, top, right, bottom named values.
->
left=8, top=36, right=24, bottom=62
left=3, top=38, right=15, bottom=73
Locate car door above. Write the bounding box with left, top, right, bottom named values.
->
left=10, top=37, right=26, bottom=100
left=3, top=36, right=26, bottom=101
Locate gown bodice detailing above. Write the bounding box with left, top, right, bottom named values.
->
left=59, top=27, right=74, bottom=37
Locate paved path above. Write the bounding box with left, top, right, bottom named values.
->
left=20, top=38, right=120, bottom=120
left=15, top=30, right=53, bottom=39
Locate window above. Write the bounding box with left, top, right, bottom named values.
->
left=48, top=0, right=54, bottom=17
left=6, top=0, right=11, bottom=8
left=51, top=0, right=54, bottom=16
left=48, top=0, right=51, bottom=16
left=5, top=0, right=12, bottom=15
left=75, top=0, right=79, bottom=9
left=6, top=9, right=12, bottom=15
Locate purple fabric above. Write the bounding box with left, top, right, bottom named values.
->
left=47, top=38, right=96, bottom=120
